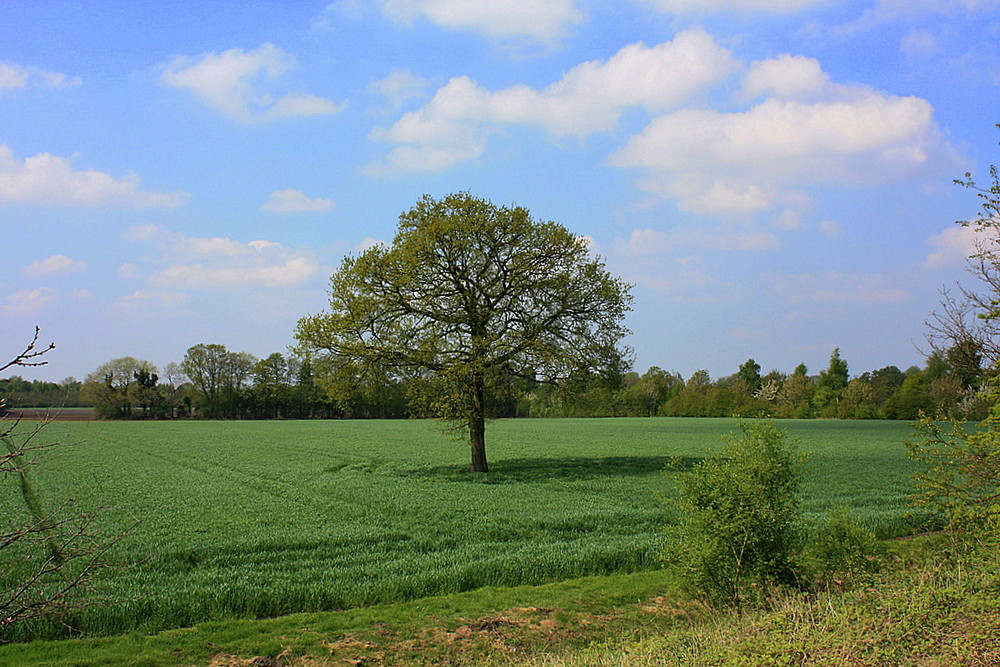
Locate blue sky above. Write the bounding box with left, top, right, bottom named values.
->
left=2, top=0, right=998, bottom=384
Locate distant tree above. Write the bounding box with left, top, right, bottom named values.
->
left=869, top=366, right=904, bottom=406
left=626, top=366, right=682, bottom=417
left=818, top=349, right=849, bottom=393
left=777, top=364, right=814, bottom=418
left=814, top=349, right=849, bottom=415
left=738, top=358, right=762, bottom=393
left=83, top=357, right=158, bottom=419
left=160, top=362, right=189, bottom=418
left=297, top=192, right=632, bottom=472
left=182, top=344, right=257, bottom=418
left=252, top=353, right=291, bottom=419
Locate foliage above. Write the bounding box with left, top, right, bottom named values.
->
left=83, top=356, right=162, bottom=419
left=663, top=420, right=805, bottom=607
left=805, top=506, right=886, bottom=588
left=906, top=414, right=1000, bottom=533
left=0, top=376, right=83, bottom=409
left=296, top=192, right=632, bottom=471
left=0, top=418, right=917, bottom=640
left=182, top=343, right=257, bottom=419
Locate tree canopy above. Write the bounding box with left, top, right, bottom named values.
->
left=296, top=192, right=633, bottom=472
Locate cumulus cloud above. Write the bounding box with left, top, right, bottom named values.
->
left=640, top=0, right=828, bottom=13
left=123, top=224, right=320, bottom=290
left=160, top=43, right=345, bottom=123
left=261, top=188, right=335, bottom=212
left=24, top=254, right=87, bottom=276
left=922, top=224, right=981, bottom=268
left=3, top=287, right=55, bottom=316
left=368, top=29, right=737, bottom=173
left=0, top=62, right=80, bottom=93
left=370, top=68, right=432, bottom=107
left=610, top=55, right=956, bottom=214
left=379, top=0, right=585, bottom=44
left=0, top=145, right=186, bottom=208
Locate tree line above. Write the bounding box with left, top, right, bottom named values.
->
left=1, top=342, right=984, bottom=422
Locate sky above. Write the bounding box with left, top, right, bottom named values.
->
left=2, top=0, right=999, bottom=385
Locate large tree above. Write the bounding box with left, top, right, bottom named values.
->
left=297, top=192, right=632, bottom=472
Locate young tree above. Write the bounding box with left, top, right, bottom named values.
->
left=297, top=192, right=632, bottom=472
left=663, top=420, right=805, bottom=606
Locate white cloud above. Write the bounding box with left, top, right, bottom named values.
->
left=353, top=237, right=387, bottom=253
left=371, top=68, right=431, bottom=107
left=0, top=145, right=187, bottom=208
left=118, top=263, right=141, bottom=280
left=124, top=224, right=321, bottom=290
left=772, top=271, right=909, bottom=304
left=640, top=0, right=828, bottom=13
left=0, top=63, right=27, bottom=91
left=379, top=0, right=585, bottom=44
left=834, top=0, right=1000, bottom=35
left=119, top=290, right=188, bottom=307
left=160, top=43, right=345, bottom=123
left=618, top=226, right=780, bottom=255
left=369, top=29, right=737, bottom=173
left=261, top=188, right=335, bottom=213
left=922, top=224, right=981, bottom=268
left=3, top=287, right=55, bottom=316
left=24, top=254, right=87, bottom=276
left=150, top=258, right=318, bottom=289
left=312, top=0, right=370, bottom=27
left=818, top=220, right=843, bottom=237
left=739, top=54, right=831, bottom=102
left=901, top=28, right=940, bottom=56
left=610, top=57, right=955, bottom=214
left=0, top=62, right=80, bottom=93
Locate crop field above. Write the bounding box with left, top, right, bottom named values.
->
left=0, top=417, right=922, bottom=642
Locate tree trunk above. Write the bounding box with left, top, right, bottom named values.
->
left=469, top=373, right=489, bottom=473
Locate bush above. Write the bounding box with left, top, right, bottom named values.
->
left=806, top=506, right=886, bottom=588
left=906, top=414, right=1000, bottom=535
left=663, top=419, right=805, bottom=607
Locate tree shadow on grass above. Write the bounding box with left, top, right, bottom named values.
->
left=405, top=455, right=703, bottom=483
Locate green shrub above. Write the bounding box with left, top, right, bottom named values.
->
left=906, top=414, right=1000, bottom=535
left=663, top=419, right=806, bottom=607
left=806, top=506, right=886, bottom=588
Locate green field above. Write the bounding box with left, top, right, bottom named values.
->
left=0, top=417, right=923, bottom=642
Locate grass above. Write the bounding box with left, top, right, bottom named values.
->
left=0, top=418, right=923, bottom=643
left=4, top=536, right=996, bottom=666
